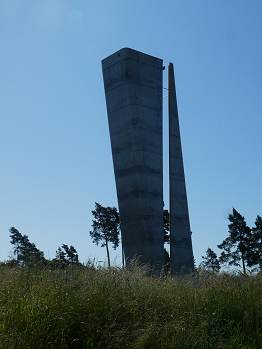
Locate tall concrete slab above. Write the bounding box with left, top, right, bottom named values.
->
left=168, top=63, right=194, bottom=273
left=102, top=48, right=164, bottom=271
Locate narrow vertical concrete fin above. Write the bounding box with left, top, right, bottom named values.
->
left=102, top=48, right=164, bottom=273
left=168, top=63, right=194, bottom=274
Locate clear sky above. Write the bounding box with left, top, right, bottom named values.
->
left=0, top=0, right=262, bottom=266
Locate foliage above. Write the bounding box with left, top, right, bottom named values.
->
left=9, top=227, right=45, bottom=266
left=53, top=244, right=79, bottom=268
left=200, top=248, right=220, bottom=272
left=163, top=209, right=170, bottom=243
left=218, top=208, right=251, bottom=273
left=163, top=248, right=170, bottom=274
left=247, top=215, right=262, bottom=271
left=0, top=265, right=261, bottom=349
left=90, top=202, right=120, bottom=267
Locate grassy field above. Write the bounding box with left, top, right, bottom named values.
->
left=0, top=265, right=261, bottom=349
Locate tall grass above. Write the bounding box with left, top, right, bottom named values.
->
left=0, top=265, right=261, bottom=349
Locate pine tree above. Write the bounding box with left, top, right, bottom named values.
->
left=218, top=208, right=251, bottom=274
left=163, top=209, right=170, bottom=243
left=9, top=227, right=45, bottom=266
left=90, top=202, right=120, bottom=267
left=62, top=244, right=79, bottom=264
left=163, top=248, right=170, bottom=274
left=55, top=246, right=67, bottom=266
left=247, top=215, right=262, bottom=271
left=54, top=244, right=79, bottom=267
left=200, top=248, right=220, bottom=272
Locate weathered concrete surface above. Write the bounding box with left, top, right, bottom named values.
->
left=168, top=63, right=194, bottom=274
left=102, top=48, right=164, bottom=271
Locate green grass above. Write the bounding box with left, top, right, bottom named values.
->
left=0, top=265, right=261, bottom=349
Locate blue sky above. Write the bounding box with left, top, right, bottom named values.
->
left=0, top=0, right=262, bottom=265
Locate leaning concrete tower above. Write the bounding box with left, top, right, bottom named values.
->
left=102, top=48, right=164, bottom=272
left=102, top=48, right=194, bottom=274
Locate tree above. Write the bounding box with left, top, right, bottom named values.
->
left=246, top=215, right=262, bottom=271
left=55, top=246, right=67, bottom=265
left=200, top=248, right=220, bottom=272
left=163, top=210, right=170, bottom=273
left=218, top=208, right=251, bottom=274
left=163, top=248, right=170, bottom=274
left=9, top=227, right=45, bottom=266
left=54, top=244, right=79, bottom=267
left=90, top=202, right=120, bottom=267
left=163, top=209, right=170, bottom=243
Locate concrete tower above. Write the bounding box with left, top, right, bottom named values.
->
left=168, top=63, right=194, bottom=273
left=102, top=48, right=164, bottom=271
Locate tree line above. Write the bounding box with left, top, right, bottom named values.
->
left=4, top=227, right=80, bottom=268
left=2, top=204, right=261, bottom=273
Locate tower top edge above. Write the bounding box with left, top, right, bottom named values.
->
left=101, top=47, right=163, bottom=69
